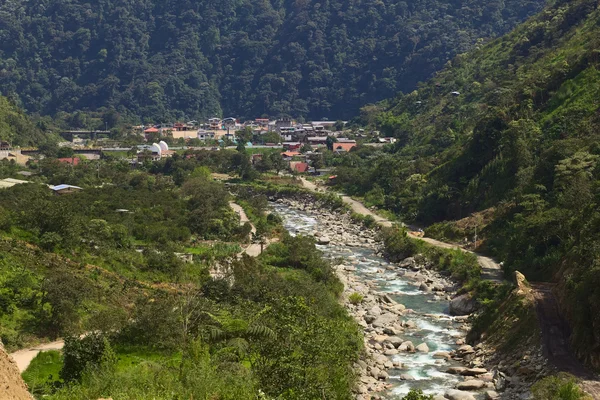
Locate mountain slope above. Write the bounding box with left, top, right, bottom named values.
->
left=335, top=0, right=600, bottom=368
left=0, top=96, right=46, bottom=146
left=0, top=0, right=543, bottom=121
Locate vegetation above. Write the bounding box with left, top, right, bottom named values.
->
left=0, top=148, right=361, bottom=398
left=532, top=373, right=592, bottom=400
left=329, top=0, right=600, bottom=368
left=0, top=0, right=543, bottom=122
left=348, top=292, right=364, bottom=305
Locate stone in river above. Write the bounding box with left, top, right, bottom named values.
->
left=372, top=313, right=398, bottom=328
left=449, top=294, right=476, bottom=316
left=416, top=342, right=430, bottom=353
left=446, top=366, right=467, bottom=374
left=399, top=373, right=415, bottom=381
left=462, top=367, right=488, bottom=376
left=456, top=379, right=485, bottom=390
left=444, top=389, right=476, bottom=400
left=433, top=351, right=452, bottom=360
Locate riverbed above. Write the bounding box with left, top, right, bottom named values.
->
left=272, top=202, right=471, bottom=398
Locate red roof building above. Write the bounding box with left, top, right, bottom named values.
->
left=290, top=161, right=309, bottom=173
left=144, top=127, right=159, bottom=133
left=58, top=157, right=81, bottom=166
left=333, top=142, right=357, bottom=152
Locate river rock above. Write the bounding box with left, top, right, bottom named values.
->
left=373, top=313, right=398, bottom=327
left=377, top=370, right=389, bottom=380
left=386, top=336, right=404, bottom=348
left=416, top=343, right=430, bottom=353
left=449, top=294, right=476, bottom=316
left=398, top=341, right=414, bottom=352
left=456, top=379, right=485, bottom=390
left=433, top=351, right=452, bottom=360
left=445, top=389, right=476, bottom=400
left=485, top=391, right=500, bottom=400
left=462, top=367, right=488, bottom=376
left=399, top=373, right=415, bottom=381
left=317, top=237, right=331, bottom=245
left=447, top=366, right=467, bottom=374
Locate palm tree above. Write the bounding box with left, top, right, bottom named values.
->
left=204, top=308, right=276, bottom=360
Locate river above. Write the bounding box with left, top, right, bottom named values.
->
left=273, top=202, right=470, bottom=398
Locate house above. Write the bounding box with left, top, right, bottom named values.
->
left=144, top=127, right=159, bottom=134
left=307, top=136, right=328, bottom=146
left=58, top=157, right=81, bottom=166
left=281, top=151, right=301, bottom=158
left=0, top=178, right=30, bottom=190
left=197, top=130, right=216, bottom=141
left=290, top=161, right=309, bottom=173
left=283, top=142, right=302, bottom=151
left=333, top=142, right=357, bottom=152
left=51, top=184, right=83, bottom=195
left=208, top=118, right=221, bottom=130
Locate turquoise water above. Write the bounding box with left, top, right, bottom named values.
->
left=273, top=204, right=468, bottom=398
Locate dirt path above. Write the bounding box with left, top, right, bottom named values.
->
left=300, top=178, right=504, bottom=282
left=9, top=340, right=65, bottom=373
left=229, top=202, right=268, bottom=257
left=531, top=283, right=600, bottom=398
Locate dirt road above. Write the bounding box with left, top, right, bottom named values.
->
left=9, top=340, right=65, bottom=372
left=229, top=202, right=267, bottom=257
left=300, top=178, right=504, bottom=282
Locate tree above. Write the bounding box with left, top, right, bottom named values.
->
left=326, top=136, right=338, bottom=151
left=60, top=333, right=116, bottom=383
left=236, top=127, right=254, bottom=145
left=268, top=152, right=286, bottom=174
left=308, top=153, right=324, bottom=173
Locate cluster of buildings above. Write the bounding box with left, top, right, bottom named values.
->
left=137, top=118, right=347, bottom=143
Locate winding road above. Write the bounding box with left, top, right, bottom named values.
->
left=9, top=340, right=65, bottom=373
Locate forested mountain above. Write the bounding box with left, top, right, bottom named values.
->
left=334, top=0, right=600, bottom=367
left=0, top=0, right=543, bottom=122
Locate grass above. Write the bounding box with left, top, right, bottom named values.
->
left=22, top=350, right=63, bottom=396
left=21, top=346, right=182, bottom=397
left=184, top=243, right=241, bottom=259
left=113, top=345, right=181, bottom=372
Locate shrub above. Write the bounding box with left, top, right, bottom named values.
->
left=348, top=292, right=364, bottom=304
left=402, top=389, right=434, bottom=400
left=531, top=373, right=591, bottom=400
left=60, top=333, right=116, bottom=383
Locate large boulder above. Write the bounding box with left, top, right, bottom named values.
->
left=445, top=389, right=476, bottom=400
left=449, top=294, right=476, bottom=316
left=447, top=366, right=468, bottom=374
left=416, top=343, right=430, bottom=353
left=462, top=367, right=488, bottom=376
left=372, top=313, right=398, bottom=328
left=456, top=379, right=485, bottom=390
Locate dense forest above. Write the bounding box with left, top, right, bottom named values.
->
left=0, top=0, right=543, bottom=122
left=332, top=0, right=600, bottom=368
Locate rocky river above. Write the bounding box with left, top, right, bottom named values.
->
left=272, top=198, right=503, bottom=400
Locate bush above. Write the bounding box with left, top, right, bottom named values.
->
left=532, top=373, right=591, bottom=400
left=402, top=389, right=434, bottom=400
left=60, top=333, right=116, bottom=383
left=348, top=292, right=364, bottom=304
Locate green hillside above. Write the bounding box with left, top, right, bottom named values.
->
left=335, top=0, right=600, bottom=367
left=0, top=0, right=543, bottom=122
left=0, top=96, right=46, bottom=146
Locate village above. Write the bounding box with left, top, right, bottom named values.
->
left=0, top=117, right=397, bottom=176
